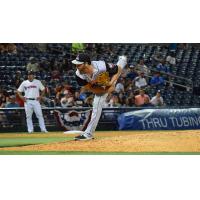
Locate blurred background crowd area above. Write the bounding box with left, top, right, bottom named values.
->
left=0, top=43, right=200, bottom=109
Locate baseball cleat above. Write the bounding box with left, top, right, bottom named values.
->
left=28, top=131, right=33, bottom=133
left=42, top=130, right=48, bottom=133
left=74, top=135, right=94, bottom=141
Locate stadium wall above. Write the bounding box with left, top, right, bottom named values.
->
left=0, top=107, right=200, bottom=132
left=118, top=108, right=200, bottom=130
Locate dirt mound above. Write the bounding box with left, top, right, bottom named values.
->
left=2, top=130, right=200, bottom=152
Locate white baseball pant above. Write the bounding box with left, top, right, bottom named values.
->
left=83, top=93, right=108, bottom=138
left=24, top=100, right=47, bottom=132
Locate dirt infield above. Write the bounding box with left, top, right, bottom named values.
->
left=1, top=130, right=200, bottom=153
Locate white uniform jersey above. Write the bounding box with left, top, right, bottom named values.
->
left=17, top=79, right=45, bottom=98
left=76, top=61, right=107, bottom=82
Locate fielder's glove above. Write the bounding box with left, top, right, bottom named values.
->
left=93, top=72, right=110, bottom=87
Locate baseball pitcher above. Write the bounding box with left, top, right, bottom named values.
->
left=72, top=53, right=127, bottom=140
left=17, top=70, right=48, bottom=133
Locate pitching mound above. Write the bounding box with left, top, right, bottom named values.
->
left=1, top=130, right=200, bottom=153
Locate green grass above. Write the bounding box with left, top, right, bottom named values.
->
left=0, top=151, right=200, bottom=155
left=0, top=137, right=72, bottom=148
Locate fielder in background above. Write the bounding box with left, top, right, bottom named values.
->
left=72, top=53, right=127, bottom=140
left=17, top=70, right=48, bottom=133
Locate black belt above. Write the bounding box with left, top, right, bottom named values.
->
left=26, top=98, right=36, bottom=100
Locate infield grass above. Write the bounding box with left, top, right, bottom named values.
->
left=0, top=132, right=72, bottom=148
left=1, top=151, right=200, bottom=155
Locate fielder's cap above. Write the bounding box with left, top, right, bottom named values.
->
left=27, top=70, right=35, bottom=75
left=72, top=53, right=91, bottom=65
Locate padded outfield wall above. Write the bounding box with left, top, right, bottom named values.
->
left=118, top=108, right=200, bottom=130
left=0, top=107, right=200, bottom=132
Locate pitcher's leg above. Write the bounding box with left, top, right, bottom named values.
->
left=25, top=102, right=34, bottom=133
left=75, top=93, right=108, bottom=140
left=33, top=101, right=47, bottom=132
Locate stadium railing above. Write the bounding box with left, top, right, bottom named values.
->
left=148, top=67, right=193, bottom=91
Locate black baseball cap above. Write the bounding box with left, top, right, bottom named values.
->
left=27, top=70, right=35, bottom=75
left=72, top=53, right=91, bottom=65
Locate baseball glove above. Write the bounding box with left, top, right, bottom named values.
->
left=94, top=72, right=110, bottom=86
